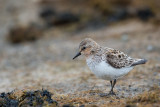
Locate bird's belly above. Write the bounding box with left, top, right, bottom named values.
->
left=88, top=61, right=133, bottom=80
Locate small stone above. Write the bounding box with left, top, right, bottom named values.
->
left=147, top=45, right=154, bottom=51
left=79, top=105, right=85, bottom=107
left=121, top=34, right=129, bottom=42
left=63, top=104, right=74, bottom=107
left=125, top=105, right=132, bottom=107
left=133, top=88, right=138, bottom=91
left=99, top=93, right=108, bottom=97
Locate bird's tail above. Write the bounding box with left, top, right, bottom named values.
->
left=131, top=59, right=147, bottom=66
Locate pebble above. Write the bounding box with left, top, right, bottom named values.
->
left=147, top=45, right=154, bottom=51
left=79, top=105, right=85, bottom=107
left=63, top=105, right=73, bottom=107
left=121, top=34, right=129, bottom=42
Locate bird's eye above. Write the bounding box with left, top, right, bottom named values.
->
left=82, top=47, right=86, bottom=50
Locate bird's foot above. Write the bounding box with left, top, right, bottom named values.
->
left=109, top=91, right=116, bottom=96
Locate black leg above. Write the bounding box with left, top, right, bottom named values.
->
left=109, top=79, right=116, bottom=95
left=110, top=80, right=112, bottom=87
left=112, top=79, right=116, bottom=90
left=99, top=81, right=113, bottom=97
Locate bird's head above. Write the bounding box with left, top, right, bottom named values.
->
left=73, top=38, right=99, bottom=59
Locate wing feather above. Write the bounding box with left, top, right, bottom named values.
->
left=106, top=49, right=134, bottom=68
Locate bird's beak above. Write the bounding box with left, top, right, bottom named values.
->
left=73, top=52, right=81, bottom=60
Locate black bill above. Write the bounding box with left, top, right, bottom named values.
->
left=73, top=52, right=81, bottom=59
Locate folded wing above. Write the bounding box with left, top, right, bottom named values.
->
left=105, top=49, right=146, bottom=69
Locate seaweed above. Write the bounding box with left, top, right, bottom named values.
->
left=0, top=89, right=58, bottom=107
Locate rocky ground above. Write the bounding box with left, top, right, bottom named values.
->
left=0, top=0, right=160, bottom=107
left=0, top=19, right=160, bottom=106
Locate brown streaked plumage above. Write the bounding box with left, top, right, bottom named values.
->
left=73, top=38, right=147, bottom=95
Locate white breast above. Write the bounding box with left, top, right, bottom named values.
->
left=86, top=57, right=133, bottom=80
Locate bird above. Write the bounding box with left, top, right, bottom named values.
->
left=73, top=38, right=147, bottom=95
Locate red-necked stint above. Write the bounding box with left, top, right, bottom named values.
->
left=73, top=38, right=147, bottom=95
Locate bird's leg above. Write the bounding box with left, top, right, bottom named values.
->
left=109, top=79, right=116, bottom=95
left=110, top=80, right=114, bottom=94
left=99, top=81, right=112, bottom=97
left=110, top=80, right=112, bottom=87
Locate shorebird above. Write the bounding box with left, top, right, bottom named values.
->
left=73, top=38, right=147, bottom=95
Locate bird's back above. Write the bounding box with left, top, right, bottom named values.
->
left=104, top=47, right=147, bottom=69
